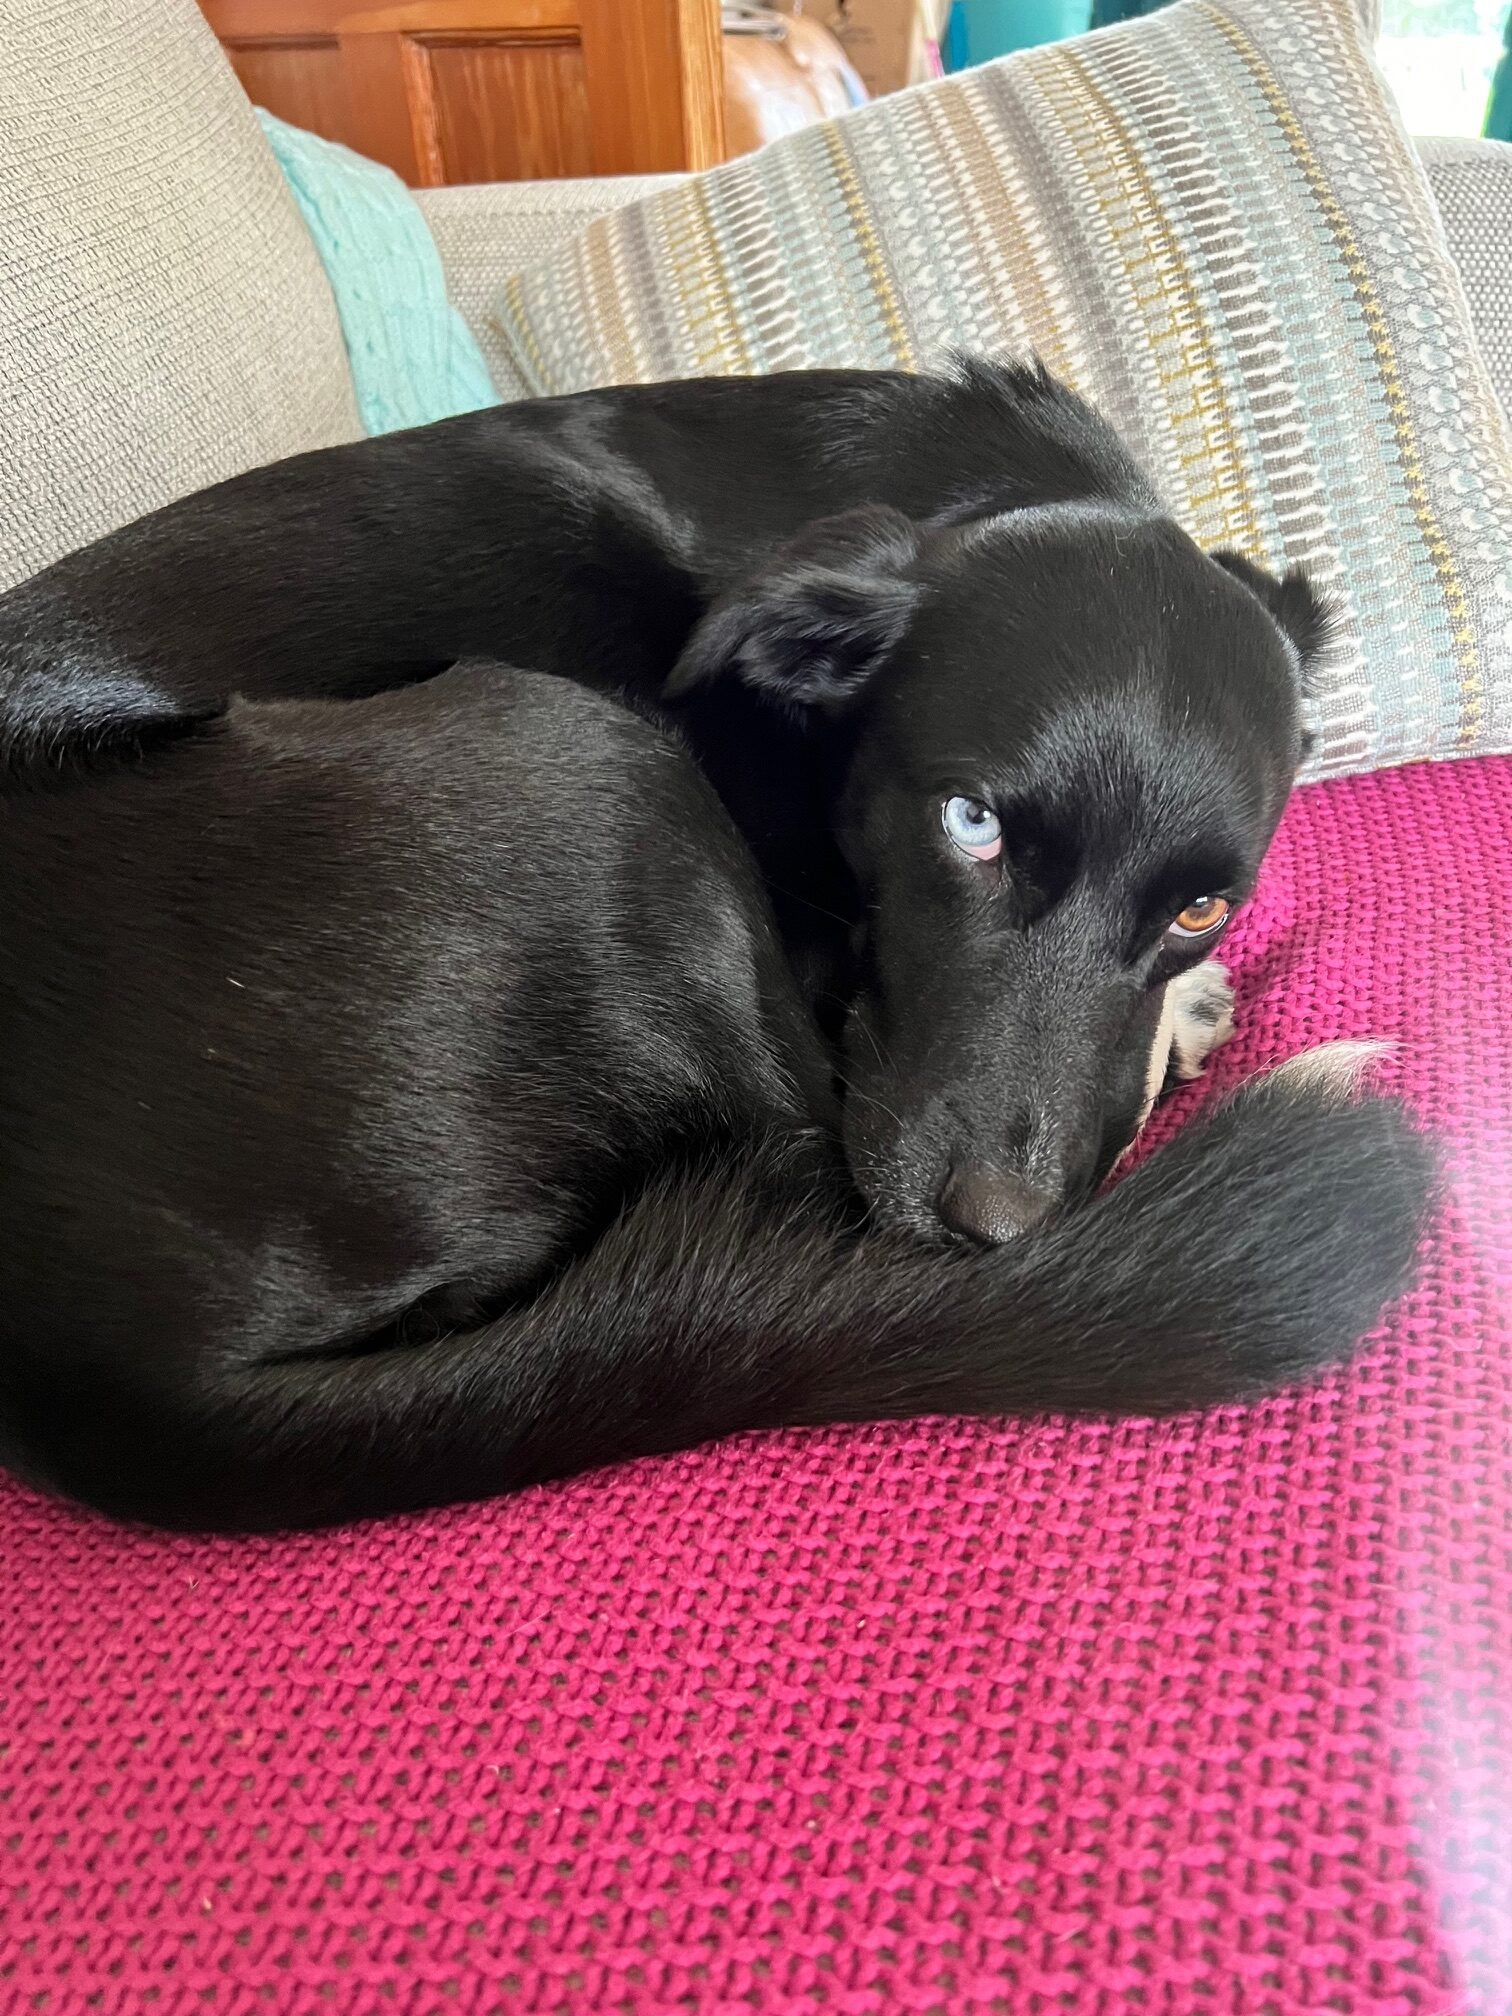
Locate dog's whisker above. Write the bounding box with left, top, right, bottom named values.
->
left=834, top=1070, right=906, bottom=1135
left=855, top=1017, right=900, bottom=1081
left=764, top=882, right=854, bottom=930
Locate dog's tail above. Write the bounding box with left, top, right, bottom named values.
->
left=29, top=1047, right=1432, bottom=1531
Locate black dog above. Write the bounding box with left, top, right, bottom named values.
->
left=0, top=362, right=1431, bottom=1530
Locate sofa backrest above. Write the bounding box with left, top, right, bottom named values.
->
left=0, top=0, right=361, bottom=593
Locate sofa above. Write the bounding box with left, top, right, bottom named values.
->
left=2, top=1, right=1511, bottom=2011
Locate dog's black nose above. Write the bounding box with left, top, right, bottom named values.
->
left=937, top=1165, right=1055, bottom=1245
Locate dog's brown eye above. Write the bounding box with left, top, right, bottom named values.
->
left=1168, top=896, right=1230, bottom=940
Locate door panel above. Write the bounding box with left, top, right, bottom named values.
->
left=422, top=36, right=594, bottom=182
left=201, top=0, right=725, bottom=182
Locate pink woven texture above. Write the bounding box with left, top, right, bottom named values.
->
left=3, top=756, right=1510, bottom=2015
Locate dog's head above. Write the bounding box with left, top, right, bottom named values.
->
left=669, top=500, right=1329, bottom=1243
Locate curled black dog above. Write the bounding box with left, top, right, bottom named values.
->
left=0, top=362, right=1431, bottom=1530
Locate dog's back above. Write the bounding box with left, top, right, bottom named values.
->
left=0, top=362, right=1152, bottom=774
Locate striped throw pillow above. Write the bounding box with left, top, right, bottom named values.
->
left=491, top=0, right=1512, bottom=783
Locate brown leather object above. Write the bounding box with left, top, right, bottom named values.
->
left=722, top=8, right=868, bottom=159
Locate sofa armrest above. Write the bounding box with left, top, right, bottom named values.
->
left=1418, top=138, right=1512, bottom=419
left=416, top=178, right=682, bottom=399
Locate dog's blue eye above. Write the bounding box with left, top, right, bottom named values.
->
left=942, top=795, right=1003, bottom=861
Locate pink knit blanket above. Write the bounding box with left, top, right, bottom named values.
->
left=3, top=755, right=1507, bottom=2013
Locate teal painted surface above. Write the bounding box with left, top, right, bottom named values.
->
left=1486, top=5, right=1512, bottom=136
left=943, top=0, right=1092, bottom=68
left=1089, top=0, right=1170, bottom=23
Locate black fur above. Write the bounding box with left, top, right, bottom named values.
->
left=0, top=363, right=1432, bottom=1530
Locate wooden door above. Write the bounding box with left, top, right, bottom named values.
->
left=202, top=0, right=727, bottom=183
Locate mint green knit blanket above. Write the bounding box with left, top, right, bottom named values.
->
left=257, top=111, right=498, bottom=437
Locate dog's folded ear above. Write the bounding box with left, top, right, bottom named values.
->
left=666, top=507, right=923, bottom=708
left=1208, top=549, right=1335, bottom=691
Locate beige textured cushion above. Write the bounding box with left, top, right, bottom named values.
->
left=0, top=0, right=361, bottom=593
left=493, top=0, right=1512, bottom=784
left=417, top=180, right=679, bottom=402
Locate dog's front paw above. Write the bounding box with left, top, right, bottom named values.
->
left=1165, top=959, right=1235, bottom=1088
left=1133, top=960, right=1236, bottom=1137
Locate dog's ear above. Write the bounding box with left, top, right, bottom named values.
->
left=666, top=507, right=923, bottom=709
left=1208, top=550, right=1334, bottom=692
